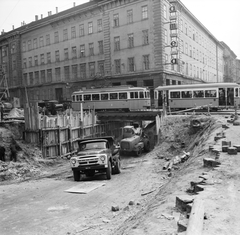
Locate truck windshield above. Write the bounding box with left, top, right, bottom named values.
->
left=79, top=142, right=106, bottom=150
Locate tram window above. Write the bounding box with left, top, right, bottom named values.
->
left=139, top=91, right=144, bottom=98
left=235, top=88, right=239, bottom=97
left=101, top=93, right=109, bottom=100
left=130, top=92, right=134, bottom=99
left=193, top=90, right=204, bottom=98
left=72, top=96, right=76, bottom=102
left=84, top=94, right=91, bottom=101
left=205, top=90, right=216, bottom=98
left=181, top=91, right=192, bottom=98
left=110, top=93, right=118, bottom=100
left=92, top=94, right=100, bottom=100
left=170, top=91, right=180, bottom=98
left=76, top=95, right=81, bottom=101
left=135, top=92, right=138, bottom=98
left=119, top=92, right=127, bottom=99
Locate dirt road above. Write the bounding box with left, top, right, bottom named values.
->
left=0, top=152, right=166, bottom=235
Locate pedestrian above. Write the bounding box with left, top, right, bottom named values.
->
left=10, top=139, right=17, bottom=162
left=0, top=145, right=5, bottom=161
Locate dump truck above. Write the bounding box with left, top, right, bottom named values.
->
left=70, top=136, right=120, bottom=181
left=119, top=123, right=150, bottom=156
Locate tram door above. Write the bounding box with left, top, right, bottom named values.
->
left=219, top=88, right=226, bottom=106
left=227, top=88, right=234, bottom=106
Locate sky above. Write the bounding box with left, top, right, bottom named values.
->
left=0, top=0, right=239, bottom=58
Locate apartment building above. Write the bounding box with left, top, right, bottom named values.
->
left=0, top=0, right=225, bottom=105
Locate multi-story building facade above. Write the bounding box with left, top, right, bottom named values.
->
left=0, top=0, right=225, bottom=106
left=220, top=41, right=238, bottom=83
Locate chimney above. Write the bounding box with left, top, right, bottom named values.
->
left=41, top=14, right=43, bottom=19
left=1, top=30, right=4, bottom=35
left=56, top=7, right=58, bottom=13
left=12, top=25, right=14, bottom=30
left=35, top=15, right=38, bottom=21
left=73, top=2, right=76, bottom=7
left=48, top=11, right=52, bottom=16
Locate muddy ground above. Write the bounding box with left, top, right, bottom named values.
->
left=0, top=115, right=240, bottom=235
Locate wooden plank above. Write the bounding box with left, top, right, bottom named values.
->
left=186, top=198, right=204, bottom=235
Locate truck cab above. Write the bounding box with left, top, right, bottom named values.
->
left=70, top=136, right=120, bottom=181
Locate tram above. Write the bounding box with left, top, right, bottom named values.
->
left=72, top=86, right=151, bottom=111
left=154, top=83, right=240, bottom=111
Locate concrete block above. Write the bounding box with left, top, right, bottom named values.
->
left=203, top=158, right=221, bottom=167
left=222, top=146, right=229, bottom=152
left=227, top=147, right=238, bottom=155
left=176, top=195, right=194, bottom=212
left=177, top=219, right=188, bottom=232
left=233, top=145, right=240, bottom=152
left=222, top=140, right=231, bottom=146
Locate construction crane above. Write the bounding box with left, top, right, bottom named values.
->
left=0, top=65, right=10, bottom=103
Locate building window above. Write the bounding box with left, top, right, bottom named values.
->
left=63, top=29, right=68, bottom=41
left=47, top=52, right=51, bottom=63
left=89, top=43, right=94, bottom=56
left=55, top=50, right=60, bottom=62
left=22, top=42, right=26, bottom=52
left=181, top=40, right=184, bottom=53
left=72, top=46, right=77, bottom=59
left=189, top=45, right=192, bottom=57
left=47, top=69, right=52, bottom=82
left=180, top=19, right=183, bottom=31
left=114, top=37, right=120, bottom=51
left=88, top=22, right=93, bottom=34
left=142, top=6, right=148, bottom=20
left=193, top=29, right=195, bottom=41
left=27, top=40, right=32, bottom=51
left=64, top=66, right=70, bottom=80
left=185, top=23, right=188, bottom=35
left=79, top=24, right=84, bottom=36
left=89, top=62, right=95, bottom=77
left=29, top=72, right=33, bottom=85
left=72, top=65, right=78, bottom=80
left=142, top=30, right=149, bottom=45
left=71, top=26, right=76, bottom=39
left=163, top=4, right=167, bottom=19
left=98, top=61, right=104, bottom=75
left=143, top=55, right=150, bottom=70
left=39, top=36, right=44, bottom=47
left=23, top=58, right=27, bottom=68
left=185, top=42, right=188, bottom=55
left=80, top=63, right=86, bottom=79
left=64, top=48, right=69, bottom=60
left=113, top=13, right=119, bottom=27
left=46, top=34, right=50, bottom=46
left=34, top=55, right=38, bottom=66
left=40, top=54, right=45, bottom=65
left=35, top=71, right=39, bottom=84
left=127, top=10, right=133, bottom=24
left=114, top=59, right=121, bottom=74
left=97, top=19, right=102, bottom=32
left=55, top=67, right=61, bottom=81
left=128, top=57, right=135, bottom=72
left=41, top=70, right=46, bottom=83
left=80, top=45, right=85, bottom=57
left=128, top=34, right=134, bottom=48
left=33, top=38, right=37, bottom=49
left=54, top=31, right=59, bottom=43
left=164, top=29, right=168, bottom=44
left=29, top=57, right=32, bottom=67
left=98, top=40, right=103, bottom=54
left=12, top=60, right=16, bottom=70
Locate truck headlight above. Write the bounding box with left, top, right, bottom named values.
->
left=99, top=155, right=106, bottom=161
left=71, top=159, right=77, bottom=164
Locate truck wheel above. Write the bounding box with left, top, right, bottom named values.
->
left=144, top=141, right=150, bottom=152
left=114, top=158, right=121, bottom=174
left=135, top=147, right=142, bottom=156
left=106, top=160, right=112, bottom=180
left=73, top=170, right=81, bottom=181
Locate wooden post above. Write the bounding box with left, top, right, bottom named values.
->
left=186, top=198, right=204, bottom=235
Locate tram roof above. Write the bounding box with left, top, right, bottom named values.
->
left=155, top=83, right=240, bottom=91
left=72, top=86, right=149, bottom=94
